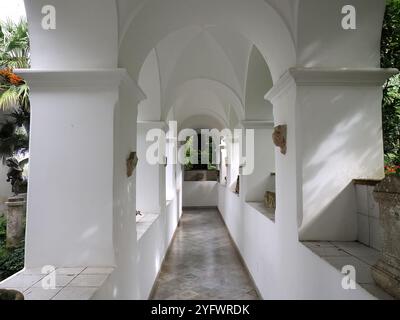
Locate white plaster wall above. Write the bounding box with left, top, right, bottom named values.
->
left=297, top=0, right=384, bottom=68
left=355, top=184, right=383, bottom=251
left=299, top=86, right=385, bottom=241
left=218, top=185, right=374, bottom=299
left=25, top=85, right=116, bottom=268
left=245, top=128, right=275, bottom=202
left=136, top=123, right=163, bottom=213
left=24, top=0, right=118, bottom=69
left=136, top=197, right=181, bottom=299
left=138, top=49, right=161, bottom=121
left=182, top=181, right=218, bottom=207
left=165, top=140, right=176, bottom=202
left=99, top=81, right=139, bottom=299
left=245, top=47, right=273, bottom=121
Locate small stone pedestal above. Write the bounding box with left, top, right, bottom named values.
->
left=371, top=176, right=400, bottom=299
left=5, top=195, right=26, bottom=249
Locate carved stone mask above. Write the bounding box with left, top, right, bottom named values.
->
left=272, top=125, right=287, bottom=155
left=126, top=152, right=138, bottom=177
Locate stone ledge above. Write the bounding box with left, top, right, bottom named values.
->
left=289, top=67, right=398, bottom=87
left=353, top=179, right=382, bottom=186
left=137, top=213, right=159, bottom=241
left=246, top=201, right=275, bottom=222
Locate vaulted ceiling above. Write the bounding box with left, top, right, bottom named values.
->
left=122, top=0, right=292, bottom=128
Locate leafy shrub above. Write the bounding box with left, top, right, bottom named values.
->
left=0, top=214, right=6, bottom=240
left=0, top=217, right=25, bottom=280
left=382, top=0, right=400, bottom=173
left=0, top=245, right=24, bottom=278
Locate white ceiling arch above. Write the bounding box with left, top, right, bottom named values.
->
left=156, top=25, right=251, bottom=106
left=165, top=78, right=244, bottom=128
left=118, top=0, right=296, bottom=84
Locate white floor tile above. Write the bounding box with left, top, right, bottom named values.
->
left=24, top=287, right=62, bottom=300
left=307, top=245, right=350, bottom=257
left=0, top=274, right=44, bottom=291
left=334, top=241, right=380, bottom=266
left=52, top=287, right=98, bottom=300
left=303, top=241, right=335, bottom=248
left=32, top=274, right=75, bottom=288
left=325, top=256, right=375, bottom=284
left=55, top=267, right=85, bottom=275
left=362, top=284, right=395, bottom=300
left=81, top=267, right=114, bottom=275
left=68, top=274, right=108, bottom=287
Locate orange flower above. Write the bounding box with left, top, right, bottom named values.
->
left=0, top=68, right=24, bottom=85
left=8, top=72, right=24, bottom=85
left=0, top=68, right=12, bottom=77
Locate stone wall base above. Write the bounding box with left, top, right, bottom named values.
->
left=372, top=259, right=400, bottom=299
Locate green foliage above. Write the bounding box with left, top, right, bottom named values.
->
left=0, top=19, right=29, bottom=280
left=0, top=215, right=6, bottom=240
left=0, top=245, right=25, bottom=280
left=0, top=19, right=30, bottom=112
left=0, top=217, right=24, bottom=281
left=0, top=82, right=30, bottom=112
left=382, top=0, right=400, bottom=171
left=0, top=20, right=30, bottom=164
left=0, top=19, right=30, bottom=69
left=184, top=135, right=218, bottom=171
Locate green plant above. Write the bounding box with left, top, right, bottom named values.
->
left=0, top=245, right=25, bottom=280
left=0, top=19, right=30, bottom=112
left=0, top=19, right=30, bottom=69
left=184, top=135, right=218, bottom=171
left=381, top=0, right=400, bottom=174
left=0, top=19, right=29, bottom=280
left=0, top=20, right=30, bottom=165
left=0, top=218, right=25, bottom=281
left=0, top=215, right=6, bottom=241
left=0, top=119, right=29, bottom=163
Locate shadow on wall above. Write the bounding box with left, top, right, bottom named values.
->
left=299, top=89, right=384, bottom=241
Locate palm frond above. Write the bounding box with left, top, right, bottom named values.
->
left=0, top=19, right=30, bottom=69
left=0, top=86, right=19, bottom=111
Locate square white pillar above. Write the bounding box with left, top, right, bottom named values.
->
left=17, top=69, right=126, bottom=268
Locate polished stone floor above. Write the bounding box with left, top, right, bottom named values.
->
left=151, top=208, right=259, bottom=300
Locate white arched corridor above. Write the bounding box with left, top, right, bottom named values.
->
left=0, top=0, right=397, bottom=300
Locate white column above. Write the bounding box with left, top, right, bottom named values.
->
left=265, top=75, right=300, bottom=240
left=17, top=69, right=126, bottom=268
left=136, top=121, right=167, bottom=214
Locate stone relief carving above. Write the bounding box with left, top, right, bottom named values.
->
left=272, top=125, right=287, bottom=155
left=126, top=152, right=138, bottom=177
left=264, top=191, right=276, bottom=209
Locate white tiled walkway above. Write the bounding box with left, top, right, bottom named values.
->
left=0, top=266, right=114, bottom=300
left=302, top=241, right=394, bottom=300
